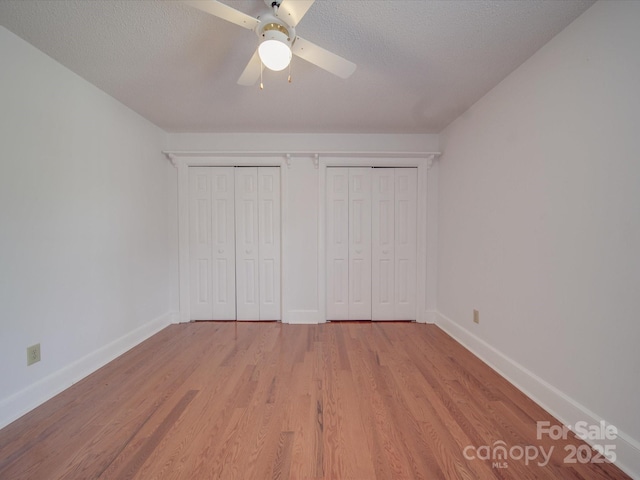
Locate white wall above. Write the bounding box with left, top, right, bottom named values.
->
left=437, top=1, right=640, bottom=475
left=0, top=27, right=176, bottom=428
left=165, top=133, right=439, bottom=324
left=285, top=156, right=321, bottom=318
left=165, top=132, right=438, bottom=154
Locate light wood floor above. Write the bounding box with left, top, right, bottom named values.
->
left=0, top=322, right=629, bottom=479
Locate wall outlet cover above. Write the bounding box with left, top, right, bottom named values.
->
left=27, top=344, right=41, bottom=366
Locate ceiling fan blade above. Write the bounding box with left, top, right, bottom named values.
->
left=184, top=1, right=259, bottom=30
left=292, top=36, right=356, bottom=79
left=237, top=50, right=264, bottom=86
left=277, top=0, right=315, bottom=27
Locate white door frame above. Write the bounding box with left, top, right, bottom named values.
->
left=319, top=155, right=435, bottom=323
left=171, top=154, right=286, bottom=323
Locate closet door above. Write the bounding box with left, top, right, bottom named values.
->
left=394, top=168, right=417, bottom=320
left=235, top=167, right=260, bottom=320
left=189, top=167, right=214, bottom=320
left=372, top=169, right=395, bottom=320
left=211, top=168, right=237, bottom=320
left=326, top=168, right=349, bottom=320
left=326, top=166, right=417, bottom=322
left=348, top=168, right=372, bottom=320
left=189, top=167, right=236, bottom=320
left=258, top=167, right=281, bottom=320
left=326, top=167, right=373, bottom=321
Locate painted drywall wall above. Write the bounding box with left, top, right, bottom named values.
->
left=165, top=132, right=439, bottom=154
left=437, top=1, right=640, bottom=475
left=0, top=27, right=176, bottom=428
left=285, top=156, right=321, bottom=318
left=165, top=133, right=439, bottom=324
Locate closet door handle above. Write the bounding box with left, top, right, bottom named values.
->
left=382, top=249, right=390, bottom=254
left=246, top=249, right=252, bottom=254
left=218, top=249, right=224, bottom=254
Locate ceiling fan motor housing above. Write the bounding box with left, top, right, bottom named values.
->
left=261, top=27, right=290, bottom=48
left=256, top=12, right=294, bottom=43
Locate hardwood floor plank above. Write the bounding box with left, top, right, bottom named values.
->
left=102, top=389, right=198, bottom=479
left=0, top=322, right=631, bottom=480
left=272, top=431, right=294, bottom=479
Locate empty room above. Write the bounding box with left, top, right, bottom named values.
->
left=0, top=0, right=638, bottom=478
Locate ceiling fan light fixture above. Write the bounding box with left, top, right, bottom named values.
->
left=258, top=25, right=292, bottom=71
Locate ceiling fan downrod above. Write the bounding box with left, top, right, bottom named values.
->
left=269, top=1, right=281, bottom=15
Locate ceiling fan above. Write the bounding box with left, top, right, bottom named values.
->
left=185, top=0, right=356, bottom=86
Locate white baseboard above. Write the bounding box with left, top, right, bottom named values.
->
left=417, top=309, right=437, bottom=324
left=0, top=311, right=176, bottom=430
left=434, top=311, right=640, bottom=479
left=284, top=310, right=435, bottom=324
left=283, top=309, right=326, bottom=324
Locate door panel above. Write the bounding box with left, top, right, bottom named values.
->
left=235, top=167, right=260, bottom=320
left=211, top=168, right=236, bottom=320
left=326, top=168, right=349, bottom=320
left=258, top=167, right=281, bottom=320
left=372, top=168, right=395, bottom=320
left=189, top=168, right=213, bottom=320
left=348, top=168, right=372, bottom=320
left=394, top=168, right=417, bottom=320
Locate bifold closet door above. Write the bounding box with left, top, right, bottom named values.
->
left=348, top=168, right=372, bottom=320
left=326, top=167, right=372, bottom=320
left=235, top=167, right=281, bottom=321
left=393, top=168, right=417, bottom=320
left=372, top=168, right=395, bottom=319
left=372, top=168, right=417, bottom=320
left=326, top=168, right=349, bottom=320
left=257, top=167, right=281, bottom=321
left=235, top=167, right=261, bottom=320
left=188, top=167, right=236, bottom=320
left=327, top=166, right=417, bottom=321
left=189, top=166, right=280, bottom=321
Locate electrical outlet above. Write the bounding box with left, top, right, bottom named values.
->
left=27, top=344, right=41, bottom=366
left=473, top=309, right=480, bottom=324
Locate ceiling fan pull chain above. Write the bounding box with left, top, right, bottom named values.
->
left=260, top=60, right=264, bottom=90
left=288, top=61, right=292, bottom=83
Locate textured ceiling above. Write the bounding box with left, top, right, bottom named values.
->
left=0, top=0, right=595, bottom=133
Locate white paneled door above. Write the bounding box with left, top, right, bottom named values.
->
left=348, top=168, right=372, bottom=320
left=393, top=168, right=417, bottom=320
left=327, top=167, right=417, bottom=321
left=189, top=166, right=281, bottom=321
left=372, top=168, right=395, bottom=320
left=258, top=167, right=281, bottom=320
left=189, top=167, right=236, bottom=320
left=235, top=167, right=261, bottom=320
left=326, top=168, right=350, bottom=320
left=372, top=168, right=418, bottom=319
